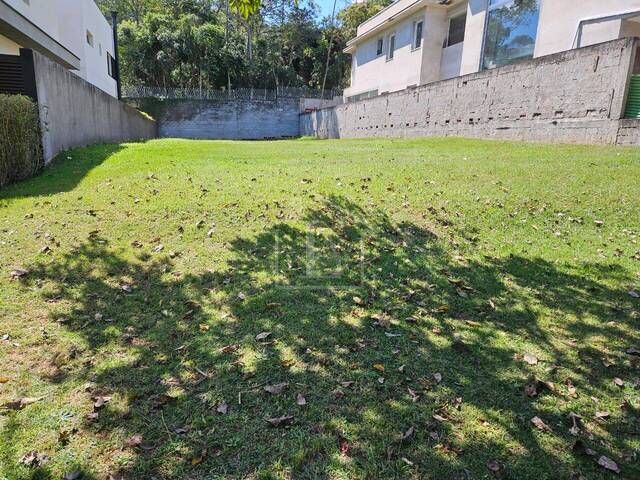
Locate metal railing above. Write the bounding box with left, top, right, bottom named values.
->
left=122, top=85, right=342, bottom=100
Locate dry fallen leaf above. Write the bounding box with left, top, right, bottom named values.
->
left=433, top=373, right=442, bottom=383
left=433, top=304, right=449, bottom=314
left=64, top=471, right=82, bottom=480
left=2, top=396, right=43, bottom=410
left=523, top=354, right=539, bottom=365
left=296, top=393, right=307, bottom=406
left=373, top=363, right=385, bottom=372
left=126, top=433, right=143, bottom=448
left=400, top=426, right=414, bottom=443
left=595, top=411, right=610, bottom=419
left=264, top=383, right=289, bottom=395
left=0, top=376, right=10, bottom=384
left=218, top=344, right=239, bottom=354
left=255, top=331, right=272, bottom=341
left=566, top=380, right=577, bottom=398
left=20, top=451, right=49, bottom=467
left=10, top=268, right=29, bottom=280
left=266, top=415, right=294, bottom=427
left=613, top=377, right=625, bottom=388
left=531, top=416, right=552, bottom=432
left=597, top=455, right=620, bottom=474
left=216, top=402, right=228, bottom=414
left=93, top=395, right=111, bottom=410
left=408, top=388, right=420, bottom=402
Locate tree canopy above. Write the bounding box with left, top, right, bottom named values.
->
left=97, top=0, right=392, bottom=91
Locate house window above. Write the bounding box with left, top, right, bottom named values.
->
left=446, top=12, right=467, bottom=47
left=482, top=0, right=540, bottom=70
left=107, top=52, right=117, bottom=79
left=376, top=37, right=384, bottom=56
left=86, top=30, right=94, bottom=47
left=387, top=34, right=395, bottom=60
left=413, top=20, right=423, bottom=49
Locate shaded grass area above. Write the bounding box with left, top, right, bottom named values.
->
left=0, top=138, right=639, bottom=479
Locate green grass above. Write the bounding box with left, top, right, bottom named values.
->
left=0, top=137, right=639, bottom=480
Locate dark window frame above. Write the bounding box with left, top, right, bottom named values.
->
left=387, top=33, right=396, bottom=61
left=413, top=20, right=423, bottom=50
left=107, top=52, right=117, bottom=79
left=446, top=11, right=467, bottom=47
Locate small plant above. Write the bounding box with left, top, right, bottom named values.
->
left=0, top=94, right=43, bottom=187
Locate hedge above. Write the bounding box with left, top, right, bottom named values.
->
left=0, top=94, right=43, bottom=187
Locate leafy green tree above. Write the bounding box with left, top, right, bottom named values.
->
left=98, top=0, right=390, bottom=92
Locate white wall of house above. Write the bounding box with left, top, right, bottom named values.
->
left=78, top=0, right=117, bottom=96
left=535, top=0, right=640, bottom=56
left=347, top=0, right=640, bottom=98
left=461, top=0, right=640, bottom=75
left=2, top=0, right=117, bottom=97
left=347, top=9, right=426, bottom=97
left=419, top=8, right=447, bottom=85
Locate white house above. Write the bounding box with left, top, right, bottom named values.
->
left=0, top=0, right=119, bottom=97
left=344, top=0, right=640, bottom=101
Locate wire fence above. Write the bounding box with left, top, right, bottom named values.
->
left=122, top=85, right=342, bottom=101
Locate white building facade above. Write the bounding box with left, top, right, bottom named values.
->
left=0, top=0, right=118, bottom=97
left=344, top=0, right=640, bottom=101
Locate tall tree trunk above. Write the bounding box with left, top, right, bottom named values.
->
left=321, top=0, right=339, bottom=97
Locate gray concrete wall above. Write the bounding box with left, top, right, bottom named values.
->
left=32, top=51, right=157, bottom=162
left=149, top=98, right=300, bottom=140
left=302, top=38, right=639, bottom=146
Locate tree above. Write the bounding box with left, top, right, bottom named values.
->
left=97, top=0, right=388, bottom=92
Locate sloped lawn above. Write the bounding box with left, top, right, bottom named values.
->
left=0, top=137, right=639, bottom=479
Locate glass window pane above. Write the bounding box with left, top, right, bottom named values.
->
left=376, top=38, right=383, bottom=56
left=388, top=35, right=395, bottom=59
left=447, top=13, right=467, bottom=47
left=415, top=21, right=423, bottom=49
left=482, top=0, right=540, bottom=70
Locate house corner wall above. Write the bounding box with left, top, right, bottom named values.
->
left=419, top=8, right=448, bottom=85
left=458, top=0, right=486, bottom=75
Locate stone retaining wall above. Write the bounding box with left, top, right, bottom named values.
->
left=301, top=38, right=639, bottom=145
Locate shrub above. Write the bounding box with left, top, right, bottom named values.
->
left=0, top=94, right=43, bottom=187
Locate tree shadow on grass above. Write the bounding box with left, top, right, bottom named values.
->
left=4, top=195, right=639, bottom=479
left=0, top=143, right=125, bottom=200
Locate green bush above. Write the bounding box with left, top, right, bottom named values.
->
left=0, top=94, right=43, bottom=187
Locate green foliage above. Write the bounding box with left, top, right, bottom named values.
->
left=337, top=0, right=392, bottom=40
left=97, top=0, right=387, bottom=91
left=0, top=94, right=43, bottom=187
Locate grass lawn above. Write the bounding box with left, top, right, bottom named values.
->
left=0, top=137, right=639, bottom=480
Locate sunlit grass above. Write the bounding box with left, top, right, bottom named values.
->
left=0, top=137, right=639, bottom=479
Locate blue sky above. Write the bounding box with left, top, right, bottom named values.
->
left=312, top=0, right=353, bottom=20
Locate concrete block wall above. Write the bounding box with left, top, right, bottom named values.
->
left=301, top=38, right=639, bottom=146
left=32, top=51, right=157, bottom=162
left=150, top=98, right=300, bottom=140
